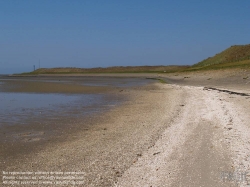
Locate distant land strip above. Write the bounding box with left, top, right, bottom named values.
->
left=19, top=44, right=250, bottom=75
left=21, top=65, right=189, bottom=75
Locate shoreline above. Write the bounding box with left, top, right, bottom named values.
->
left=1, top=82, right=185, bottom=186
left=1, top=69, right=250, bottom=186
left=117, top=84, right=250, bottom=186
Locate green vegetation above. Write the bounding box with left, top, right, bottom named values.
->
left=20, top=66, right=189, bottom=75
left=146, top=77, right=167, bottom=84
left=188, top=44, right=250, bottom=71
left=186, top=59, right=250, bottom=72
left=158, top=79, right=167, bottom=84
left=194, top=44, right=250, bottom=67
left=18, top=44, right=250, bottom=75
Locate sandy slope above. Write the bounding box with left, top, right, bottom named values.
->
left=117, top=85, right=250, bottom=187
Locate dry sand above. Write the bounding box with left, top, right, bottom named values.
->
left=161, top=69, right=250, bottom=92
left=117, top=85, right=250, bottom=187
left=1, top=69, right=250, bottom=186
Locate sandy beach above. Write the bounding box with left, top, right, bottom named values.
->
left=1, top=1, right=249, bottom=186
left=1, top=69, right=250, bottom=186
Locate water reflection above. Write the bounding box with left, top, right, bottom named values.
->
left=0, top=92, right=118, bottom=126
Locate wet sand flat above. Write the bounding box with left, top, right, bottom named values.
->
left=1, top=76, right=184, bottom=186
left=0, top=77, right=151, bottom=157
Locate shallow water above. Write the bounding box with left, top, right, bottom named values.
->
left=0, top=92, right=118, bottom=126
left=0, top=77, right=152, bottom=128
left=0, top=76, right=151, bottom=87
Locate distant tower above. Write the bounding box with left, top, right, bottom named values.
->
left=34, top=65, right=35, bottom=71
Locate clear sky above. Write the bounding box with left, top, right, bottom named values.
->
left=0, top=0, right=250, bottom=74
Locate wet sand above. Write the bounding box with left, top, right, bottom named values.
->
left=1, top=76, right=184, bottom=186
left=0, top=76, right=151, bottom=152
left=1, top=70, right=250, bottom=186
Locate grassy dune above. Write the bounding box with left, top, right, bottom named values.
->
left=21, top=65, right=189, bottom=75
left=186, top=59, right=250, bottom=72
left=190, top=44, right=250, bottom=70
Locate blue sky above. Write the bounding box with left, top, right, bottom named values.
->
left=0, top=0, right=250, bottom=74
